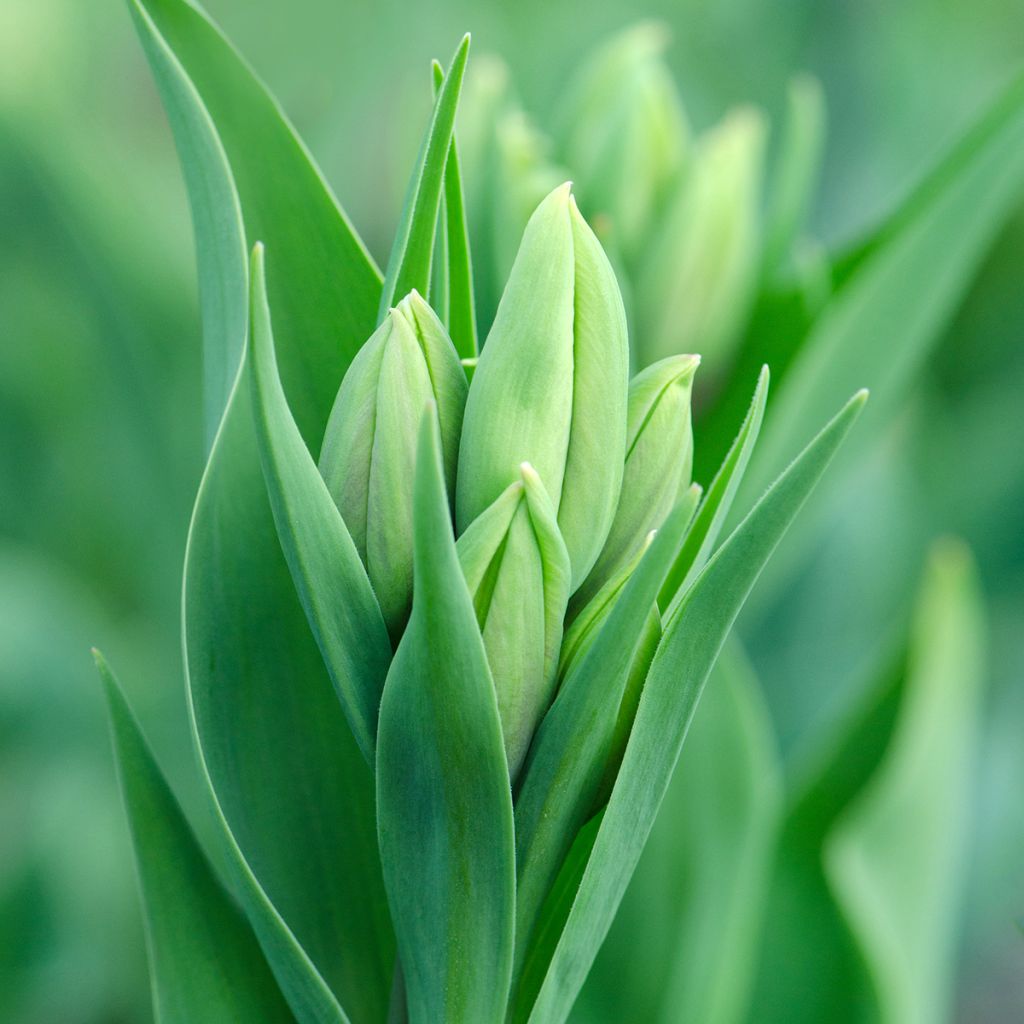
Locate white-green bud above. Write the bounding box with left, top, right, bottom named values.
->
left=457, top=463, right=571, bottom=780
left=557, top=22, right=689, bottom=262
left=571, top=353, right=698, bottom=613
left=456, top=183, right=629, bottom=591
left=637, top=108, right=766, bottom=373
left=319, top=291, right=467, bottom=640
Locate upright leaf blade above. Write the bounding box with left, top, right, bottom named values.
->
left=98, top=652, right=295, bottom=1024
left=133, top=0, right=382, bottom=446
left=376, top=412, right=515, bottom=1024
left=528, top=390, right=867, bottom=1024
left=432, top=59, right=479, bottom=359
left=248, top=244, right=391, bottom=762
left=379, top=36, right=471, bottom=320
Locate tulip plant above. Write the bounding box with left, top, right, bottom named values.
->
left=97, top=2, right=1023, bottom=1023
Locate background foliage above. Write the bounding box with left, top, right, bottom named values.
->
left=1, top=0, right=1021, bottom=1021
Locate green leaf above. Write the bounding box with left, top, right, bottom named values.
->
left=742, top=71, right=1024, bottom=503
left=376, top=411, right=515, bottom=1024
left=826, top=539, right=985, bottom=1024
left=99, top=651, right=296, bottom=1024
left=131, top=0, right=381, bottom=447
left=432, top=59, right=479, bottom=359
left=659, top=366, right=769, bottom=611
left=512, top=497, right=698, bottom=999
left=574, top=641, right=781, bottom=1024
left=527, top=389, right=867, bottom=1024
left=247, top=243, right=392, bottom=763
left=185, top=370, right=394, bottom=1024
left=379, top=36, right=471, bottom=321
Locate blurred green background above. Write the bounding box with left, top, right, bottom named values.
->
left=1, top=0, right=1021, bottom=1021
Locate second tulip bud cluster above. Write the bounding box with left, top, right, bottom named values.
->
left=320, top=182, right=698, bottom=780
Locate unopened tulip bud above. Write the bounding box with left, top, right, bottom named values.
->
left=457, top=183, right=629, bottom=591
left=637, top=108, right=766, bottom=372
left=457, top=463, right=571, bottom=780
left=571, top=353, right=699, bottom=613
left=319, top=291, right=467, bottom=640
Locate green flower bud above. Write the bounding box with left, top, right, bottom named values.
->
left=319, top=290, right=467, bottom=640
left=457, top=183, right=629, bottom=591
left=557, top=22, right=689, bottom=262
left=571, top=353, right=699, bottom=614
left=637, top=107, right=766, bottom=373
left=457, top=463, right=571, bottom=780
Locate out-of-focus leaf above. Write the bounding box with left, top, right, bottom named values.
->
left=512, top=498, right=697, bottom=999
left=659, top=366, right=769, bottom=611
left=132, top=0, right=381, bottom=447
left=248, top=244, right=392, bottom=763
left=575, top=641, right=781, bottom=1024
left=376, top=411, right=515, bottom=1024
left=432, top=59, right=478, bottom=359
left=97, top=652, right=295, bottom=1024
left=378, top=36, right=470, bottom=320
left=762, top=75, right=825, bottom=276
left=528, top=390, right=866, bottom=1024
left=743, top=71, right=1024, bottom=502
left=827, top=539, right=985, bottom=1024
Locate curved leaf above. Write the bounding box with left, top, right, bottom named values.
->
left=528, top=390, right=867, bottom=1024
left=132, top=0, right=381, bottom=446
left=184, top=369, right=394, bottom=1024
left=248, top=243, right=391, bottom=762
left=98, top=652, right=295, bottom=1024
left=376, top=411, right=515, bottom=1024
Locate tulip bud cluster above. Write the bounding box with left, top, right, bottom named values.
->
left=320, top=183, right=698, bottom=779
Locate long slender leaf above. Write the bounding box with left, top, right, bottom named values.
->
left=512, top=499, right=697, bottom=996
left=98, top=651, right=295, bottom=1024
left=378, top=36, right=471, bottom=320
left=376, top=411, right=515, bottom=1024
left=432, top=59, right=479, bottom=359
left=574, top=641, right=781, bottom=1024
left=528, top=390, right=867, bottom=1024
left=248, top=243, right=391, bottom=762
left=133, top=0, right=381, bottom=447
left=658, top=366, right=768, bottom=611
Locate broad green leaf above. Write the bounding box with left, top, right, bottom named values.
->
left=574, top=641, right=781, bottom=1024
left=762, top=75, right=825, bottom=276
left=826, top=540, right=985, bottom=1024
left=132, top=0, right=381, bottom=447
left=185, top=369, right=394, bottom=1024
left=659, top=366, right=769, bottom=611
left=742, top=71, right=1024, bottom=502
left=512, top=498, right=697, bottom=996
left=378, top=36, right=471, bottom=321
left=432, top=59, right=479, bottom=359
left=376, top=411, right=515, bottom=1024
left=98, top=652, right=295, bottom=1024
left=528, top=390, right=866, bottom=1024
left=247, top=244, right=392, bottom=763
